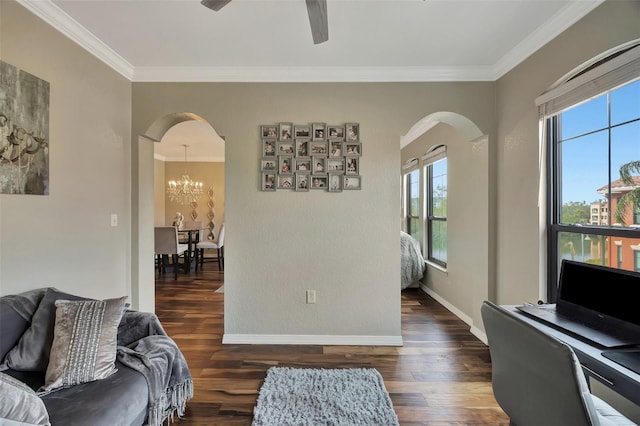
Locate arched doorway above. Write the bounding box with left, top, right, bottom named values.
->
left=132, top=112, right=223, bottom=312
left=400, top=111, right=492, bottom=337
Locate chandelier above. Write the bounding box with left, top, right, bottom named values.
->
left=167, top=144, right=204, bottom=205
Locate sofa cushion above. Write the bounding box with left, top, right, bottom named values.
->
left=0, top=372, right=51, bottom=426
left=41, top=361, right=148, bottom=426
left=0, top=302, right=30, bottom=362
left=3, top=289, right=90, bottom=372
left=41, top=297, right=127, bottom=392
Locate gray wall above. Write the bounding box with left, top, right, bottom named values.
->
left=132, top=82, right=494, bottom=342
left=0, top=1, right=133, bottom=301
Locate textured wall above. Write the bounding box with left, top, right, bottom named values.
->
left=132, top=82, right=494, bottom=341
left=0, top=1, right=132, bottom=301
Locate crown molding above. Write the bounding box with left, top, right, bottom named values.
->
left=132, top=65, right=496, bottom=83
left=492, top=0, right=604, bottom=79
left=16, top=0, right=135, bottom=80
left=19, top=0, right=604, bottom=83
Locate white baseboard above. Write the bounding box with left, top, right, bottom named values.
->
left=222, top=288, right=488, bottom=347
left=419, top=283, right=487, bottom=345
left=470, top=325, right=488, bottom=345
left=222, top=334, right=403, bottom=346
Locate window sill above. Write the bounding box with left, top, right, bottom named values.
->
left=425, top=260, right=447, bottom=274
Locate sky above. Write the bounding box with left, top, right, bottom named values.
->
left=560, top=79, right=640, bottom=205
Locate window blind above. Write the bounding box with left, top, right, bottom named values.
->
left=402, top=157, right=419, bottom=171
left=422, top=145, right=446, bottom=164
left=536, top=41, right=640, bottom=118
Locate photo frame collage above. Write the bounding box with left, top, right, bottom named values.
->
left=261, top=122, right=361, bottom=192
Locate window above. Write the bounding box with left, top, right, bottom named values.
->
left=403, top=168, right=421, bottom=242
left=542, top=42, right=640, bottom=302
left=425, top=147, right=447, bottom=267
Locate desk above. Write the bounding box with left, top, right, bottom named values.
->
left=502, top=305, right=640, bottom=406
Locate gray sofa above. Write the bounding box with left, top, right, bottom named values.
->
left=0, top=288, right=192, bottom=426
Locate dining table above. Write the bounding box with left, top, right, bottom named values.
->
left=177, top=225, right=207, bottom=272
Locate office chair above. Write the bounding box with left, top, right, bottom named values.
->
left=481, top=301, right=634, bottom=426
left=154, top=226, right=188, bottom=280
left=195, top=223, right=224, bottom=271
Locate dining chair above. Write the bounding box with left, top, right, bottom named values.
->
left=481, top=300, right=634, bottom=426
left=195, top=223, right=225, bottom=271
left=154, top=226, right=189, bottom=280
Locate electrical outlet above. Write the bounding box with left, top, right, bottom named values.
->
left=306, top=290, right=316, bottom=304
left=110, top=214, right=118, bottom=227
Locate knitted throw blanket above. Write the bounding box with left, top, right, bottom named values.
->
left=116, top=310, right=193, bottom=426
left=117, top=336, right=193, bottom=426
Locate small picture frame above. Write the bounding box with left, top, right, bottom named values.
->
left=345, top=123, right=359, bottom=141
left=294, top=158, right=311, bottom=172
left=262, top=173, right=276, bottom=191
left=328, top=173, right=342, bottom=192
left=294, top=124, right=311, bottom=138
left=310, top=141, right=328, bottom=155
left=311, top=175, right=328, bottom=189
left=277, top=175, right=294, bottom=189
left=279, top=122, right=293, bottom=140
left=345, top=156, right=359, bottom=175
left=312, top=123, right=326, bottom=141
left=344, top=142, right=362, bottom=156
left=296, top=139, right=309, bottom=157
left=261, top=125, right=278, bottom=139
left=261, top=158, right=277, bottom=171
left=327, top=158, right=345, bottom=173
left=277, top=141, right=295, bottom=155
left=329, top=141, right=343, bottom=157
left=312, top=156, right=327, bottom=174
left=342, top=175, right=361, bottom=190
left=295, top=172, right=310, bottom=191
left=327, top=125, right=345, bottom=141
left=262, top=139, right=276, bottom=157
left=279, top=155, right=293, bottom=174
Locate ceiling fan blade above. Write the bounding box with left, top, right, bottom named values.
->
left=200, top=0, right=232, bottom=12
left=305, top=0, right=328, bottom=44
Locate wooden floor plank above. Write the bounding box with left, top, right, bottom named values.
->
left=155, top=264, right=509, bottom=425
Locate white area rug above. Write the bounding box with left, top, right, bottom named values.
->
left=252, top=367, right=399, bottom=426
left=215, top=285, right=224, bottom=293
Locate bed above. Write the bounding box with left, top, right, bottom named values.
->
left=401, top=231, right=426, bottom=290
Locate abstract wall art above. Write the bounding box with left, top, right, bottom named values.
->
left=0, top=61, right=50, bottom=195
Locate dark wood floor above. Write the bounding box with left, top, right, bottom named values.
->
left=155, top=263, right=509, bottom=425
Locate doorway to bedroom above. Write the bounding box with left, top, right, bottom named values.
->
left=399, top=112, right=490, bottom=320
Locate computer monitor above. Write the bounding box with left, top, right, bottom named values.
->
left=558, top=259, right=640, bottom=327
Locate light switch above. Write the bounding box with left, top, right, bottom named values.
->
left=111, top=214, right=118, bottom=227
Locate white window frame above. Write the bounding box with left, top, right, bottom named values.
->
left=423, top=146, right=447, bottom=268
left=402, top=158, right=421, bottom=243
